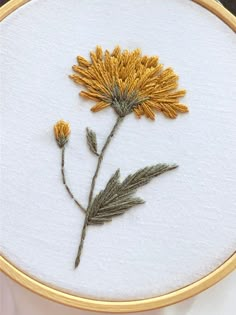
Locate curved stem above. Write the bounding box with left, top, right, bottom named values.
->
left=74, top=116, right=124, bottom=268
left=61, top=146, right=86, bottom=213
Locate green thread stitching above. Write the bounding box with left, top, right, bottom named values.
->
left=86, top=128, right=99, bottom=156
left=61, top=146, right=86, bottom=213
left=75, top=116, right=123, bottom=268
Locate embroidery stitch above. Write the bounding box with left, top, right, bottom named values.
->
left=54, top=46, right=188, bottom=269
left=54, top=120, right=86, bottom=213
left=86, top=128, right=99, bottom=156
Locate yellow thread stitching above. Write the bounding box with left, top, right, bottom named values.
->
left=70, top=46, right=188, bottom=120
left=54, top=120, right=71, bottom=148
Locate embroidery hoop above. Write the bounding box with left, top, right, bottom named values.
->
left=0, top=0, right=235, bottom=312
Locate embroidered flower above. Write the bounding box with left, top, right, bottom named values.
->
left=52, top=46, right=190, bottom=269
left=54, top=120, right=71, bottom=148
left=70, top=46, right=188, bottom=120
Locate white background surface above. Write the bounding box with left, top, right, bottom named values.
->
left=1, top=271, right=236, bottom=315
left=1, top=0, right=236, bottom=303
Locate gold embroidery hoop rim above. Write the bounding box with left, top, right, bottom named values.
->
left=0, top=0, right=235, bottom=312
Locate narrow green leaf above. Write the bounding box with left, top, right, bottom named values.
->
left=86, top=128, right=99, bottom=156
left=88, top=164, right=177, bottom=225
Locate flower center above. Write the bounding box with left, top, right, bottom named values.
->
left=109, top=83, right=146, bottom=117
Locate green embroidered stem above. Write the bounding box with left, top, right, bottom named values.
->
left=88, top=116, right=124, bottom=207
left=74, top=116, right=124, bottom=268
left=74, top=214, right=88, bottom=268
left=61, top=146, right=86, bottom=213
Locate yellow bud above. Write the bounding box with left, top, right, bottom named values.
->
left=54, top=120, right=71, bottom=148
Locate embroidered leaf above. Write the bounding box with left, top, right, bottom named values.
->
left=88, top=164, right=177, bottom=225
left=86, top=128, right=99, bottom=156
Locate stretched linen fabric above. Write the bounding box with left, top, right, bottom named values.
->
left=1, top=0, right=235, bottom=304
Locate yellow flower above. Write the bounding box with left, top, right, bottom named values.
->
left=54, top=120, right=71, bottom=148
left=70, top=46, right=188, bottom=120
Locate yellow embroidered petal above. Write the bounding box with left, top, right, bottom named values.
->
left=91, top=101, right=110, bottom=112
left=172, top=104, right=189, bottom=113
left=167, top=90, right=186, bottom=99
left=95, top=46, right=103, bottom=60
left=146, top=56, right=159, bottom=68
left=141, top=55, right=148, bottom=66
left=72, top=66, right=92, bottom=79
left=162, top=104, right=178, bottom=119
left=69, top=74, right=84, bottom=84
left=111, top=46, right=121, bottom=58
left=80, top=91, right=103, bottom=101
left=152, top=85, right=178, bottom=96
left=145, top=100, right=162, bottom=111
left=77, top=56, right=91, bottom=68
left=142, top=104, right=155, bottom=120
left=133, top=107, right=141, bottom=118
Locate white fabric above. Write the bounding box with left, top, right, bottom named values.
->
left=1, top=0, right=236, bottom=301
left=1, top=271, right=236, bottom=315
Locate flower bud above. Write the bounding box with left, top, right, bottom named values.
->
left=54, top=120, right=71, bottom=148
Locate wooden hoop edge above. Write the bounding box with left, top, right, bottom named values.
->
left=1, top=254, right=235, bottom=313
left=0, top=0, right=236, bottom=31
